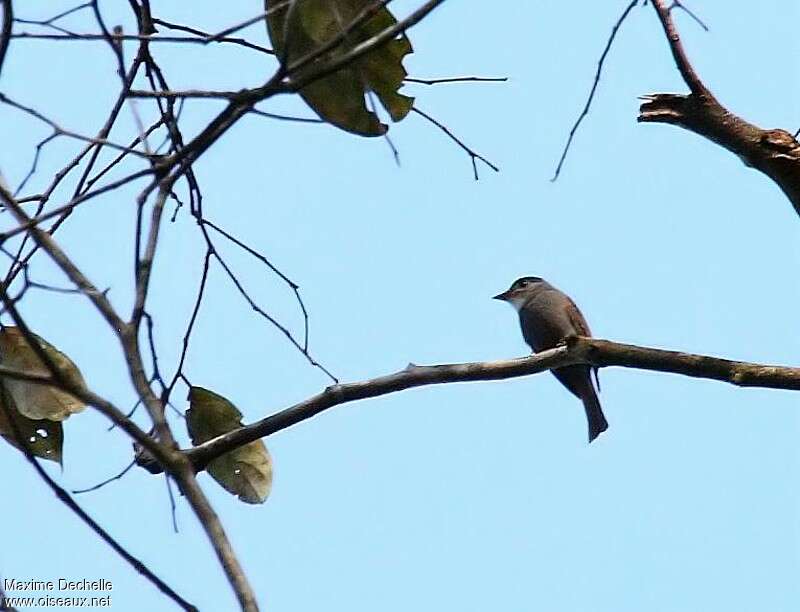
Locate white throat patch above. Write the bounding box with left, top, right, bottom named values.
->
left=507, top=295, right=528, bottom=312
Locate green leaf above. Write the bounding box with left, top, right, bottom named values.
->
left=186, top=387, right=273, bottom=504
left=0, top=385, right=63, bottom=464
left=266, top=0, right=414, bottom=136
left=0, top=327, right=86, bottom=421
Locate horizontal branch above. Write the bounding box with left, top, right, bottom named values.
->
left=642, top=0, right=800, bottom=216
left=404, top=75, right=508, bottom=86
left=10, top=31, right=274, bottom=53
left=128, top=89, right=241, bottom=99
left=138, top=337, right=800, bottom=474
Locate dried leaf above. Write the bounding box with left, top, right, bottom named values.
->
left=187, top=387, right=272, bottom=504
left=0, top=386, right=63, bottom=464
left=0, top=327, right=86, bottom=421
left=266, top=0, right=414, bottom=136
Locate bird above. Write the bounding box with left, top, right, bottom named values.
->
left=493, top=276, right=608, bottom=442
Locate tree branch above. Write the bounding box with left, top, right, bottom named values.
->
left=552, top=0, right=639, bottom=181
left=0, top=183, right=128, bottom=334
left=641, top=0, right=800, bottom=216
left=0, top=0, right=12, bottom=79
left=650, top=0, right=708, bottom=96
left=1, top=175, right=258, bottom=611
left=150, top=0, right=448, bottom=185
left=0, top=392, right=197, bottom=611
left=174, top=462, right=259, bottom=612
left=137, top=336, right=800, bottom=474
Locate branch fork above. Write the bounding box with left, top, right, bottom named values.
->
left=643, top=0, right=800, bottom=215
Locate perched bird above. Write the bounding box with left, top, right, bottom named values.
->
left=494, top=276, right=608, bottom=442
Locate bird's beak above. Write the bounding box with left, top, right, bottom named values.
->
left=492, top=290, right=510, bottom=301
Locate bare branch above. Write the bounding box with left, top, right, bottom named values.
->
left=128, top=88, right=243, bottom=99
left=91, top=1, right=125, bottom=78
left=0, top=0, right=12, bottom=79
left=0, top=183, right=129, bottom=334
left=652, top=0, right=708, bottom=96
left=0, top=292, right=209, bottom=610
left=404, top=75, right=507, bottom=85
left=0, top=397, right=197, bottom=611
left=411, top=106, right=499, bottom=180
left=210, top=234, right=337, bottom=382
left=641, top=0, right=800, bottom=217
left=72, top=459, right=136, bottom=494
left=551, top=0, right=639, bottom=181
left=3, top=4, right=476, bottom=609
left=13, top=1, right=90, bottom=26
left=163, top=250, right=211, bottom=402
left=10, top=31, right=271, bottom=49
left=135, top=337, right=800, bottom=473
left=669, top=0, right=709, bottom=32
left=174, top=463, right=259, bottom=612
left=0, top=93, right=153, bottom=159
left=249, top=108, right=324, bottom=124
left=0, top=168, right=155, bottom=241
left=2, top=49, right=149, bottom=289
left=4, top=170, right=259, bottom=611
left=131, top=183, right=169, bottom=329
left=14, top=132, right=58, bottom=195
left=150, top=17, right=274, bottom=55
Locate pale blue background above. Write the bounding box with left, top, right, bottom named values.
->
left=2, top=1, right=799, bottom=611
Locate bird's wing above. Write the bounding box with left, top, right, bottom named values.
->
left=563, top=295, right=600, bottom=391
left=564, top=296, right=592, bottom=337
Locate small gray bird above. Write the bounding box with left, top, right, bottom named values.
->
left=494, top=276, right=608, bottom=442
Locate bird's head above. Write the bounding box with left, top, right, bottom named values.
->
left=493, top=276, right=547, bottom=310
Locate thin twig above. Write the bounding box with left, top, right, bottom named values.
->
left=411, top=106, right=498, bottom=180
left=0, top=185, right=129, bottom=335
left=150, top=17, right=274, bottom=55
left=10, top=31, right=269, bottom=46
left=1, top=49, right=150, bottom=291
left=14, top=1, right=91, bottom=26
left=165, top=474, right=179, bottom=533
left=551, top=0, right=640, bottom=181
left=404, top=75, right=507, bottom=85
left=202, top=218, right=312, bottom=351
left=15, top=132, right=58, bottom=195
left=250, top=108, right=324, bottom=124
left=670, top=0, right=708, bottom=32
left=212, top=240, right=337, bottom=382
left=72, top=460, right=136, bottom=494
left=0, top=168, right=155, bottom=241
left=163, top=249, right=211, bottom=404
left=0, top=93, right=153, bottom=158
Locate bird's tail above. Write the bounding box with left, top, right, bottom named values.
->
left=583, top=385, right=608, bottom=443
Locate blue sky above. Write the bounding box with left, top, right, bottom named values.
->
left=2, top=1, right=800, bottom=610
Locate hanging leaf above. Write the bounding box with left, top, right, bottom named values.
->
left=266, top=0, right=414, bottom=136
left=186, top=387, right=273, bottom=504
left=0, top=327, right=86, bottom=421
left=0, top=385, right=63, bottom=464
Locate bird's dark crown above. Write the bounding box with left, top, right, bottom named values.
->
left=493, top=276, right=548, bottom=302
left=509, top=276, right=544, bottom=291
